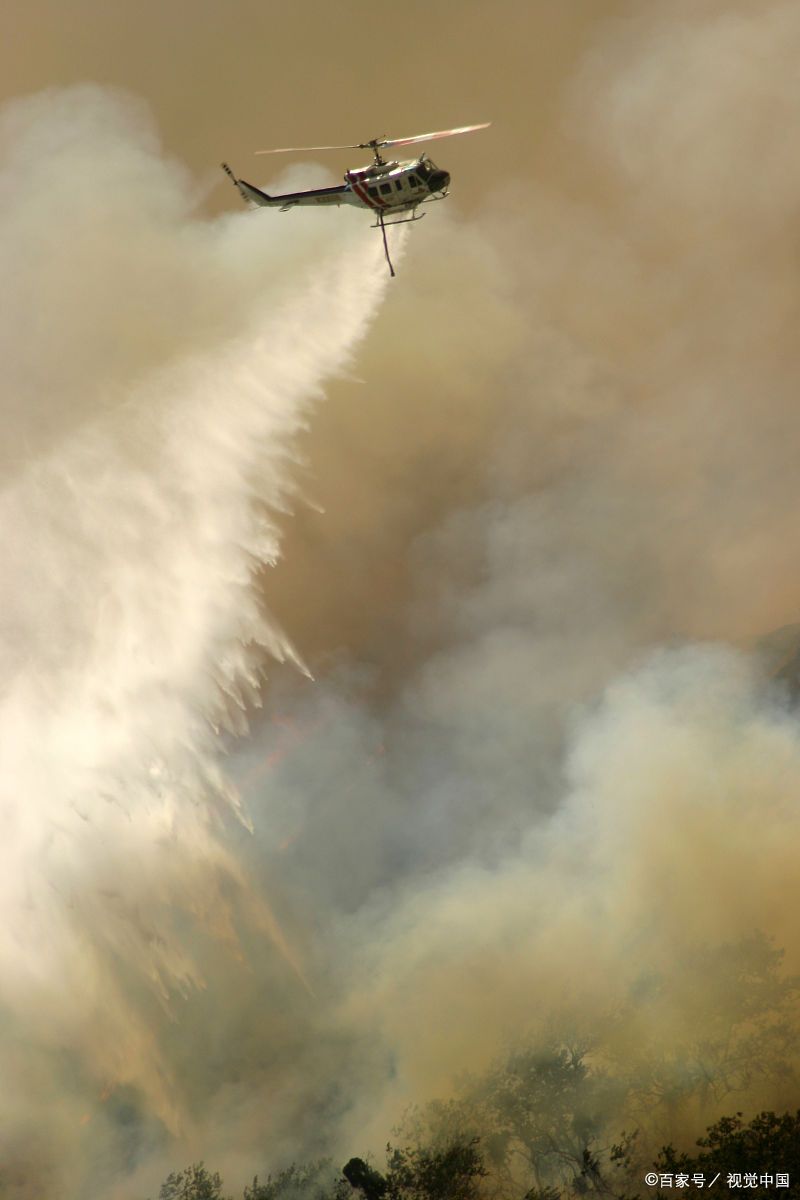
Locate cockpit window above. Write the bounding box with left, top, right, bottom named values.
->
left=415, top=161, right=431, bottom=181
left=408, top=175, right=419, bottom=188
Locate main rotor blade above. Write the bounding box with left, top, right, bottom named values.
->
left=380, top=122, right=491, bottom=149
left=255, top=142, right=360, bottom=155
left=254, top=123, right=490, bottom=156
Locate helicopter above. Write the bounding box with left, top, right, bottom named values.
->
left=221, top=123, right=490, bottom=276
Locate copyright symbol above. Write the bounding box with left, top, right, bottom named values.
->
left=645, top=1174, right=659, bottom=1187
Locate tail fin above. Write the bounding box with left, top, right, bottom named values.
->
left=221, top=162, right=273, bottom=207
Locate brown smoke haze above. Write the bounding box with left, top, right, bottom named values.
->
left=1, top=2, right=800, bottom=1198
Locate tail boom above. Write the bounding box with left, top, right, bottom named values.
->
left=221, top=163, right=349, bottom=210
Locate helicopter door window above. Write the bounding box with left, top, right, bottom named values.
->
left=367, top=186, right=378, bottom=198
left=409, top=175, right=419, bottom=187
left=379, top=182, right=392, bottom=195
left=395, top=179, right=403, bottom=191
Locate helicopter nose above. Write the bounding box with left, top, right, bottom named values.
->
left=428, top=170, right=450, bottom=192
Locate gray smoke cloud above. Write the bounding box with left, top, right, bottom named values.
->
left=3, top=2, right=800, bottom=1197
left=234, top=0, right=800, bottom=1180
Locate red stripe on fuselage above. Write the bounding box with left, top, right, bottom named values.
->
left=348, top=174, right=386, bottom=209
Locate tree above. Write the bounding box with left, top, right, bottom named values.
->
left=655, top=1110, right=800, bottom=1198
left=384, top=1138, right=486, bottom=1200
left=339, top=1140, right=486, bottom=1200
left=437, top=1040, right=625, bottom=1198
left=245, top=1159, right=351, bottom=1199
left=158, top=1162, right=229, bottom=1200
left=419, top=936, right=800, bottom=1199
left=342, top=1158, right=388, bottom=1199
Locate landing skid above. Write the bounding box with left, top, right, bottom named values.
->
left=370, top=212, right=426, bottom=229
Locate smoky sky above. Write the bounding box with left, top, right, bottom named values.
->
left=1, top=3, right=800, bottom=1199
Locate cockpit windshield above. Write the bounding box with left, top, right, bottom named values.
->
left=415, top=159, right=432, bottom=182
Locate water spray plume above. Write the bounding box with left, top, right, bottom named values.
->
left=0, top=83, right=393, bottom=1195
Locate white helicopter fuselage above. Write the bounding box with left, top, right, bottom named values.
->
left=221, top=122, right=487, bottom=274
left=223, top=155, right=450, bottom=217
left=344, top=156, right=450, bottom=213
